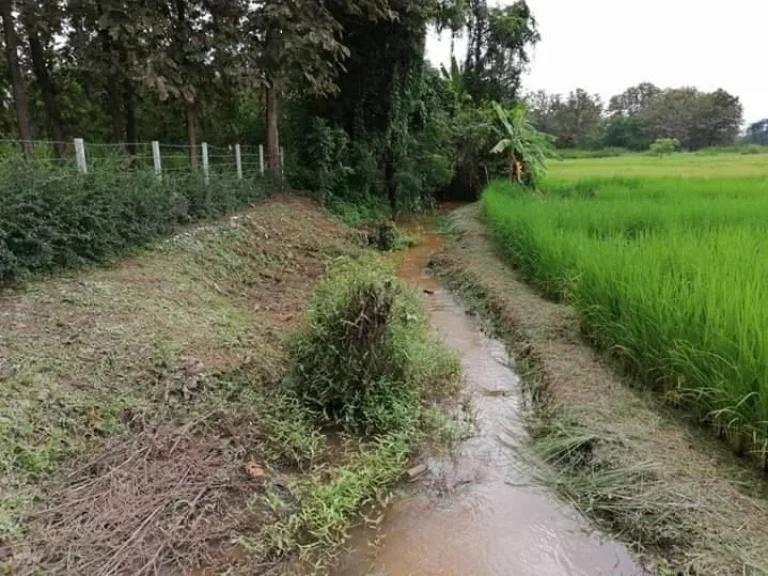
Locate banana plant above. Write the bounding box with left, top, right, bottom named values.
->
left=490, top=101, right=554, bottom=187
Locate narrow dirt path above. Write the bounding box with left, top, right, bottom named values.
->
left=333, top=216, right=641, bottom=575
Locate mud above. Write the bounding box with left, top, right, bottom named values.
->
left=333, top=218, right=641, bottom=576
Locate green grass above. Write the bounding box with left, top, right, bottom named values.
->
left=549, top=151, right=768, bottom=178
left=482, top=156, right=768, bottom=463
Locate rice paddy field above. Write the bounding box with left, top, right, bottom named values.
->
left=482, top=152, right=768, bottom=462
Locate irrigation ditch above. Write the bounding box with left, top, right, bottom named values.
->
left=3, top=196, right=768, bottom=575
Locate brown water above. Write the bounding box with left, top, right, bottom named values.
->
left=333, top=220, right=642, bottom=576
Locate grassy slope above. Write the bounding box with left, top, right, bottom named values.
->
left=438, top=204, right=768, bottom=575
left=0, top=196, right=414, bottom=573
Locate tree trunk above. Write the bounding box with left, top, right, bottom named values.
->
left=98, top=34, right=124, bottom=144
left=384, top=146, right=397, bottom=217
left=105, top=71, right=124, bottom=144
left=26, top=23, right=66, bottom=157
left=119, top=43, right=138, bottom=157
left=0, top=0, right=34, bottom=158
left=124, top=78, right=137, bottom=157
left=186, top=100, right=198, bottom=169
left=265, top=84, right=280, bottom=177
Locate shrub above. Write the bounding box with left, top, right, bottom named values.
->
left=648, top=138, right=680, bottom=157
left=0, top=158, right=278, bottom=283
left=556, top=147, right=630, bottom=159
left=287, top=257, right=459, bottom=434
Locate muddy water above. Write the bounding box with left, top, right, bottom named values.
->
left=333, top=220, right=641, bottom=576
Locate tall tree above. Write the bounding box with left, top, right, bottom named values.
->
left=253, top=0, right=356, bottom=177
left=463, top=0, right=538, bottom=104
left=143, top=0, right=219, bottom=167
left=527, top=88, right=602, bottom=148
left=608, top=82, right=660, bottom=117
left=689, top=89, right=742, bottom=148
left=316, top=0, right=433, bottom=213
left=0, top=0, right=34, bottom=157
left=641, top=87, right=742, bottom=149
left=19, top=0, right=66, bottom=157
left=745, top=119, right=768, bottom=145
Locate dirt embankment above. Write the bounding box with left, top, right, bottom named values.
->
left=0, top=196, right=362, bottom=574
left=437, top=204, right=768, bottom=576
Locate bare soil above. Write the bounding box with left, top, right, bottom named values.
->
left=437, top=204, right=768, bottom=576
left=0, top=195, right=362, bottom=574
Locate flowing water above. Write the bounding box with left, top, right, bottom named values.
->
left=333, top=219, right=642, bottom=576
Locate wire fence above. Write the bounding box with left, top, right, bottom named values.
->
left=0, top=137, right=283, bottom=181
left=0, top=137, right=287, bottom=282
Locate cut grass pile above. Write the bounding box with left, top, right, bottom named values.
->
left=482, top=171, right=768, bottom=464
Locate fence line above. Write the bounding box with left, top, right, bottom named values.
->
left=0, top=137, right=282, bottom=181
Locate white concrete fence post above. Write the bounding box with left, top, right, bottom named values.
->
left=235, top=144, right=243, bottom=180
left=74, top=138, right=87, bottom=174
left=151, top=141, right=162, bottom=181
left=259, top=144, right=265, bottom=176
left=201, top=142, right=209, bottom=185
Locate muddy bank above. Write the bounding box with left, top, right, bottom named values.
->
left=334, top=218, right=640, bottom=575
left=0, top=196, right=364, bottom=573
left=433, top=204, right=768, bottom=576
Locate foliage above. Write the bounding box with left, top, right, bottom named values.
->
left=602, top=115, right=651, bottom=151
left=745, top=119, right=768, bottom=145
left=482, top=170, right=768, bottom=464
left=0, top=159, right=276, bottom=283
left=640, top=88, right=743, bottom=150
left=555, top=147, right=629, bottom=159
left=527, top=89, right=603, bottom=149
left=607, top=82, right=661, bottom=117
left=443, top=102, right=501, bottom=200
left=287, top=256, right=459, bottom=434
left=491, top=102, right=553, bottom=187
left=0, top=0, right=545, bottom=212
left=260, top=434, right=410, bottom=562
left=463, top=0, right=539, bottom=104
left=529, top=84, right=744, bottom=153
left=648, top=137, right=680, bottom=157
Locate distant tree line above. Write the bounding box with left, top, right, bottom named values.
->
left=745, top=119, right=768, bottom=146
left=527, top=82, right=751, bottom=151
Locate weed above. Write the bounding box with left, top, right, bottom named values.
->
left=256, top=434, right=410, bottom=567
left=287, top=255, right=459, bottom=434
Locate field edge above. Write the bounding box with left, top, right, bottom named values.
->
left=435, top=203, right=768, bottom=576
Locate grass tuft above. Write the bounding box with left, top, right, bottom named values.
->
left=287, top=255, right=460, bottom=434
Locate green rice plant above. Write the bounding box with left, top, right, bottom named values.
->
left=482, top=171, right=768, bottom=464
left=287, top=255, right=460, bottom=434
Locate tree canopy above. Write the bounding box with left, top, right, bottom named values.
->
left=528, top=83, right=745, bottom=151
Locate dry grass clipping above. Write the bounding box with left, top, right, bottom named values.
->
left=13, top=423, right=260, bottom=575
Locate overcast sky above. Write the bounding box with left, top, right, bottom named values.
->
left=426, top=0, right=767, bottom=125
